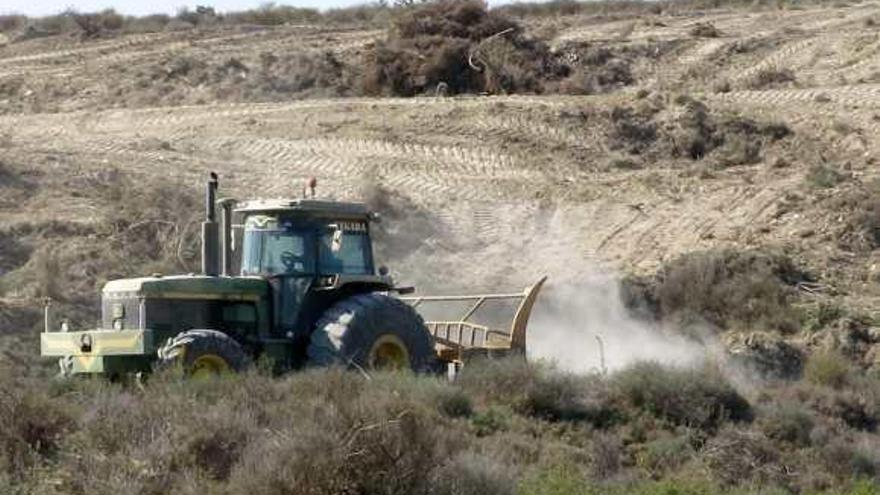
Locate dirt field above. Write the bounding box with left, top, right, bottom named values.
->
left=3, top=1, right=880, bottom=294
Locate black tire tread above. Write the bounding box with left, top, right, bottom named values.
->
left=156, top=329, right=250, bottom=373
left=307, top=293, right=435, bottom=372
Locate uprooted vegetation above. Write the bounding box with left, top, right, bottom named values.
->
left=4, top=357, right=880, bottom=493
left=362, top=0, right=568, bottom=96
left=561, top=95, right=793, bottom=169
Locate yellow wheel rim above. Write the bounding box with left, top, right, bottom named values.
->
left=368, top=334, right=410, bottom=370
left=190, top=354, right=230, bottom=379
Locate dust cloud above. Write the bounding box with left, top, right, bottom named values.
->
left=363, top=185, right=715, bottom=373
left=527, top=274, right=713, bottom=374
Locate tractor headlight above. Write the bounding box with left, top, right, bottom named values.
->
left=113, top=319, right=124, bottom=330
left=112, top=302, right=125, bottom=319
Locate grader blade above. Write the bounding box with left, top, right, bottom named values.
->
left=401, top=277, right=547, bottom=362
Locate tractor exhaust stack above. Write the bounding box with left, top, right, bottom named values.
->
left=219, top=198, right=235, bottom=277
left=201, top=173, right=220, bottom=276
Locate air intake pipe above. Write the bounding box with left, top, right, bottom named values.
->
left=201, top=173, right=220, bottom=276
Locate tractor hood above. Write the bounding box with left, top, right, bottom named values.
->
left=103, top=275, right=269, bottom=301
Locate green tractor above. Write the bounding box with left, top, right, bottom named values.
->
left=40, top=174, right=545, bottom=378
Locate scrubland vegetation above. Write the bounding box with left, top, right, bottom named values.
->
left=3, top=356, right=880, bottom=494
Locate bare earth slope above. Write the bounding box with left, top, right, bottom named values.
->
left=2, top=1, right=880, bottom=324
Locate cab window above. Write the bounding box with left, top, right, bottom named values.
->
left=318, top=230, right=372, bottom=275
left=242, top=229, right=315, bottom=276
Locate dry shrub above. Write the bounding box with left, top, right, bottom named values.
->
left=613, top=362, right=751, bottom=431
left=818, top=436, right=880, bottom=482
left=137, top=50, right=350, bottom=105
left=604, top=97, right=790, bottom=165
left=608, top=105, right=658, bottom=155
left=69, top=9, right=125, bottom=38
left=0, top=170, right=200, bottom=310
left=590, top=431, right=623, bottom=479
left=227, top=4, right=321, bottom=25
left=701, top=427, right=789, bottom=488
left=689, top=22, right=720, bottom=38
left=636, top=434, right=696, bottom=478
left=806, top=164, right=847, bottom=189
left=805, top=350, right=854, bottom=388
left=227, top=371, right=466, bottom=495
left=124, top=14, right=171, bottom=33
left=758, top=402, right=814, bottom=447
left=45, top=370, right=476, bottom=494
left=666, top=97, right=790, bottom=164
left=0, top=234, right=31, bottom=278
left=747, top=67, right=796, bottom=89
left=93, top=170, right=201, bottom=278
left=831, top=179, right=880, bottom=252
left=175, top=6, right=220, bottom=27
left=559, top=60, right=633, bottom=95
left=0, top=372, right=76, bottom=480
left=653, top=248, right=804, bottom=332
left=363, top=0, right=564, bottom=96
left=458, top=358, right=620, bottom=426
left=0, top=15, right=26, bottom=33
left=256, top=51, right=349, bottom=95
left=811, top=384, right=880, bottom=432
left=429, top=451, right=517, bottom=495
left=499, top=0, right=659, bottom=18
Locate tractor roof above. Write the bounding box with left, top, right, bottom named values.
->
left=234, top=199, right=371, bottom=220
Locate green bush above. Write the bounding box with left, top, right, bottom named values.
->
left=613, top=362, right=751, bottom=431
left=654, top=248, right=805, bottom=332
left=758, top=402, right=814, bottom=447
left=636, top=434, right=696, bottom=477
left=430, top=451, right=516, bottom=495
left=805, top=350, right=854, bottom=388
left=806, top=164, right=847, bottom=189
left=458, top=358, right=619, bottom=426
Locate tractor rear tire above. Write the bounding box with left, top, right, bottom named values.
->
left=156, top=329, right=249, bottom=377
left=307, top=293, right=436, bottom=372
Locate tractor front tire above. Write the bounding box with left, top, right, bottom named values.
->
left=307, top=293, right=436, bottom=372
left=157, top=329, right=249, bottom=378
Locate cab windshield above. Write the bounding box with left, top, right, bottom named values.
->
left=241, top=219, right=375, bottom=277
left=242, top=229, right=314, bottom=276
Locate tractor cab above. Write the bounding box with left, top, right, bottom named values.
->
left=236, top=199, right=376, bottom=279
left=231, top=199, right=393, bottom=351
